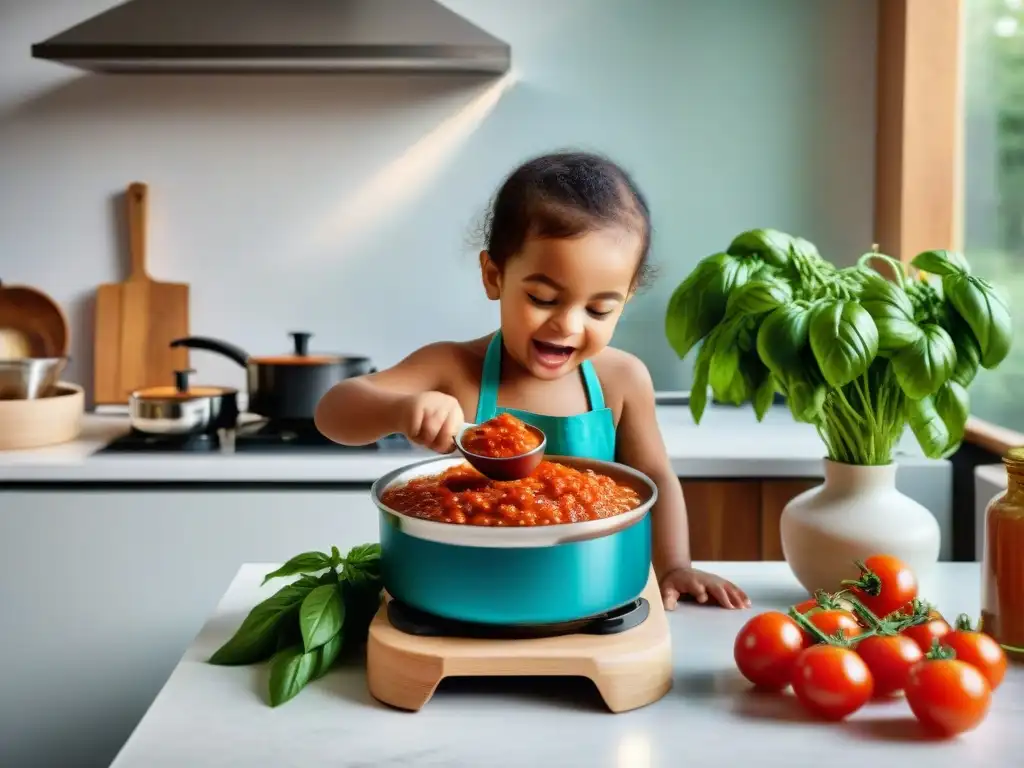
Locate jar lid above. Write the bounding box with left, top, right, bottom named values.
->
left=1004, top=446, right=1024, bottom=464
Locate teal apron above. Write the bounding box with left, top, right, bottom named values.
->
left=474, top=330, right=617, bottom=460
left=379, top=331, right=652, bottom=625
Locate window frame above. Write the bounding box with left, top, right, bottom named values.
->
left=875, top=0, right=1017, bottom=454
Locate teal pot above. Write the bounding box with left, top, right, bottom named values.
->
left=370, top=455, right=657, bottom=626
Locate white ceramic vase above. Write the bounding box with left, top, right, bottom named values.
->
left=779, top=459, right=941, bottom=595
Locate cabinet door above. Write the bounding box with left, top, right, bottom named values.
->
left=760, top=480, right=818, bottom=560
left=682, top=480, right=762, bottom=560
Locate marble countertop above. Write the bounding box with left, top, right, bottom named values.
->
left=109, top=561, right=1019, bottom=767
left=0, top=404, right=943, bottom=483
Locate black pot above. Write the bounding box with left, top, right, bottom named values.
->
left=169, top=332, right=374, bottom=421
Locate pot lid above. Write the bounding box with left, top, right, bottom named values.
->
left=132, top=369, right=235, bottom=399
left=248, top=331, right=359, bottom=365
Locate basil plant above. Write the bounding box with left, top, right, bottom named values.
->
left=664, top=229, right=1013, bottom=465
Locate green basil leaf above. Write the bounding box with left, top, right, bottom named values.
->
left=709, top=343, right=742, bottom=403
left=786, top=377, right=826, bottom=423
left=727, top=228, right=794, bottom=269
left=756, top=304, right=812, bottom=380
left=839, top=265, right=876, bottom=292
left=753, top=373, right=777, bottom=422
left=276, top=615, right=302, bottom=652
left=208, top=579, right=318, bottom=666
left=345, top=543, right=380, bottom=564
left=342, top=543, right=382, bottom=582
left=298, top=570, right=338, bottom=589
left=947, top=311, right=982, bottom=387
left=261, top=552, right=332, bottom=586
left=665, top=253, right=752, bottom=359
left=943, top=273, right=1013, bottom=369
left=710, top=316, right=760, bottom=405
left=891, top=323, right=956, bottom=400
left=299, top=584, right=345, bottom=652
left=689, top=330, right=716, bottom=424
left=809, top=300, right=879, bottom=388
left=725, top=276, right=793, bottom=318
left=790, top=236, right=821, bottom=263
left=934, top=380, right=970, bottom=450
left=905, top=276, right=943, bottom=320
left=311, top=631, right=343, bottom=680
left=910, top=249, right=969, bottom=277
left=906, top=396, right=951, bottom=460
left=858, top=274, right=923, bottom=355
left=268, top=644, right=317, bottom=707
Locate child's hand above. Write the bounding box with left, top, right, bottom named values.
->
left=402, top=391, right=465, bottom=453
left=660, top=567, right=751, bottom=610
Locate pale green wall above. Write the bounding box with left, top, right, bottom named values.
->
left=0, top=0, right=878, bottom=396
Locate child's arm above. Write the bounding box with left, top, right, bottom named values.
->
left=612, top=357, right=692, bottom=575
left=613, top=354, right=750, bottom=610
left=314, top=342, right=464, bottom=451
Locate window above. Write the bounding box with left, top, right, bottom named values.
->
left=963, top=0, right=1024, bottom=431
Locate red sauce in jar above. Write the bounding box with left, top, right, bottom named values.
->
left=379, top=461, right=642, bottom=526
left=461, top=413, right=541, bottom=458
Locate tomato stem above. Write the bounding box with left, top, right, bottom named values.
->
left=839, top=560, right=882, bottom=597
left=787, top=605, right=872, bottom=647
left=954, top=613, right=975, bottom=632
left=888, top=597, right=935, bottom=628
left=843, top=593, right=885, bottom=630
left=843, top=592, right=924, bottom=636
left=925, top=637, right=956, bottom=660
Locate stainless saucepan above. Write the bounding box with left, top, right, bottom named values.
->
left=129, top=369, right=239, bottom=435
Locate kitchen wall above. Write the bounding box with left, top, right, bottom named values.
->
left=0, top=0, right=878, bottom=400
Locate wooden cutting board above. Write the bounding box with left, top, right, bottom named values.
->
left=94, top=182, right=190, bottom=405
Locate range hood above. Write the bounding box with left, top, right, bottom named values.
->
left=31, top=0, right=511, bottom=74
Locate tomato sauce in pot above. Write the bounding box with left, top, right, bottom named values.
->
left=379, top=461, right=641, bottom=527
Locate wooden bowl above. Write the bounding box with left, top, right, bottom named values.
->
left=0, top=381, right=83, bottom=450
left=0, top=280, right=70, bottom=358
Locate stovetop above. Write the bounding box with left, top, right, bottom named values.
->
left=97, top=419, right=413, bottom=455
left=386, top=597, right=650, bottom=639
left=234, top=419, right=411, bottom=453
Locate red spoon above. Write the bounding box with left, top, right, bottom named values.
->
left=454, top=421, right=546, bottom=481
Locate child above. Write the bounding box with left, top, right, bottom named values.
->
left=315, top=150, right=750, bottom=611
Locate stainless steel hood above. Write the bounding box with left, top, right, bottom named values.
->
left=31, top=0, right=511, bottom=74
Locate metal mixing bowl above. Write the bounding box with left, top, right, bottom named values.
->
left=0, top=357, right=68, bottom=400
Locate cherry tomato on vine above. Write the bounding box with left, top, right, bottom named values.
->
left=793, top=598, right=818, bottom=615
left=903, top=615, right=951, bottom=654
left=941, top=627, right=1007, bottom=690
left=802, top=609, right=861, bottom=644
left=842, top=554, right=918, bottom=619
left=905, top=657, right=992, bottom=737
left=733, top=611, right=807, bottom=690
left=855, top=634, right=923, bottom=697
left=792, top=644, right=873, bottom=720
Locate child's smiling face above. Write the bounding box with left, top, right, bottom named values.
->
left=480, top=226, right=642, bottom=380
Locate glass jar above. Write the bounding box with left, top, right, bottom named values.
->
left=981, top=446, right=1024, bottom=661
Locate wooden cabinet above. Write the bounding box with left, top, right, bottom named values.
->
left=681, top=479, right=818, bottom=561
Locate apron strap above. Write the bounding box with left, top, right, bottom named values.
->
left=580, top=360, right=606, bottom=410
left=474, top=330, right=503, bottom=423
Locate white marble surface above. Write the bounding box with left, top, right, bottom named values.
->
left=110, top=561, right=1021, bottom=768
left=0, top=405, right=942, bottom=482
